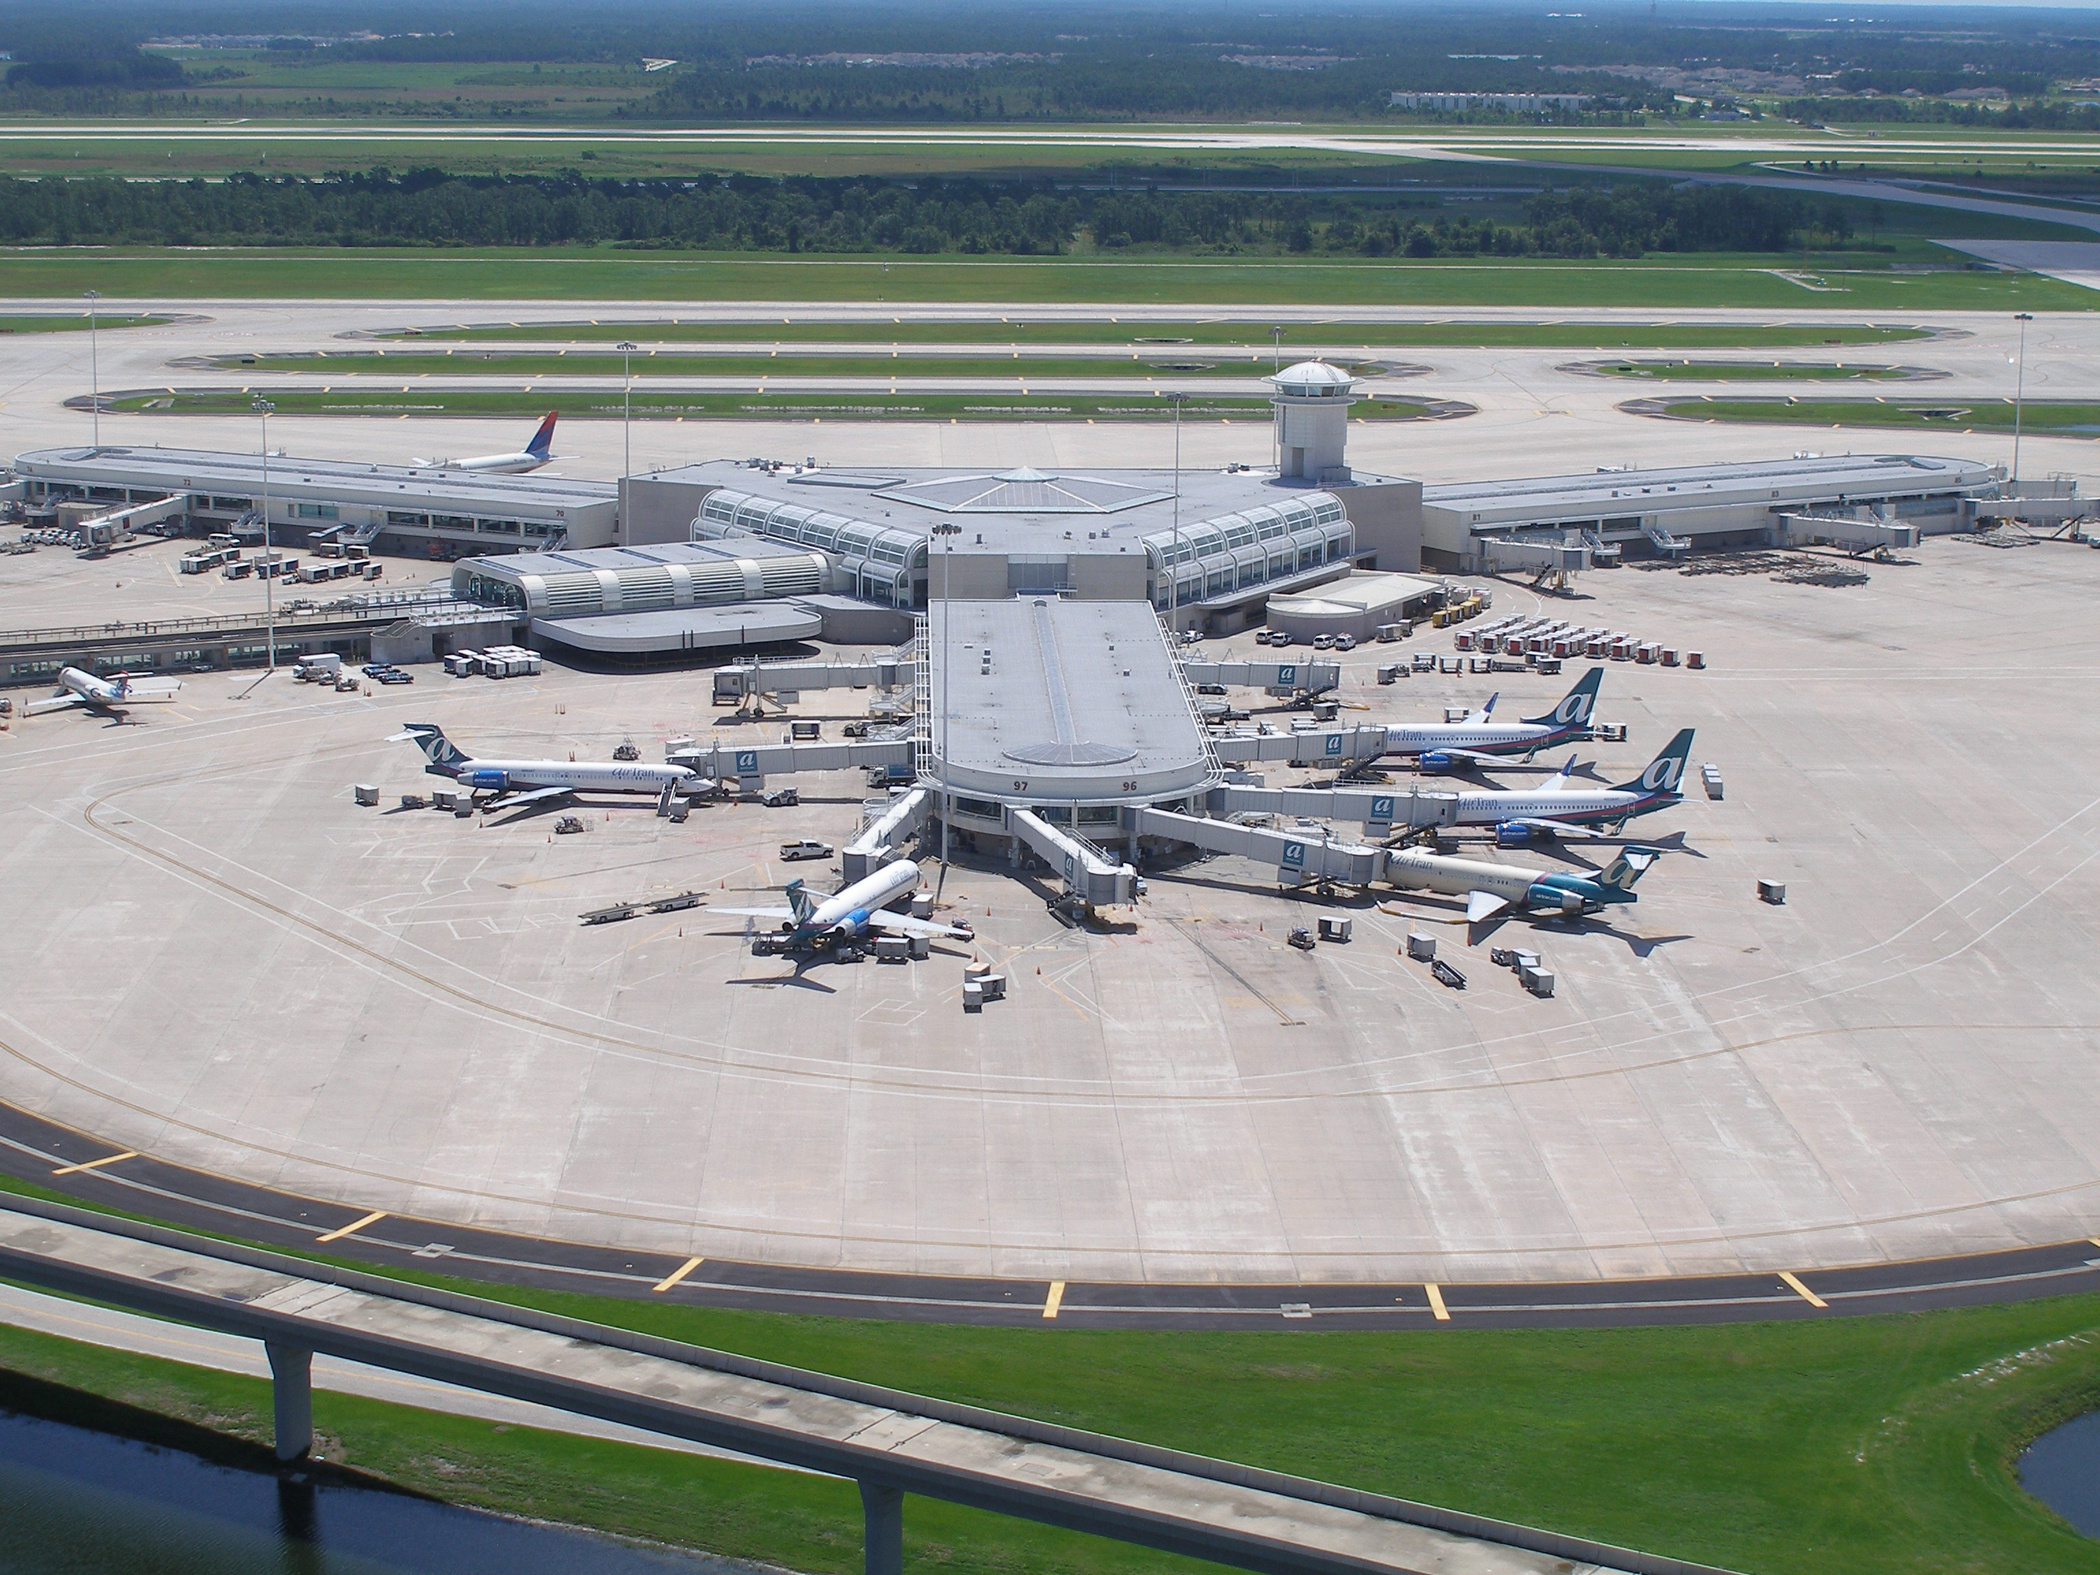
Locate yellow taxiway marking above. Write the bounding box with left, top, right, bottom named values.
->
left=1042, top=1280, right=1066, bottom=1319
left=1779, top=1270, right=1828, bottom=1309
left=50, top=1150, right=137, bottom=1177
left=1425, top=1283, right=1450, bottom=1321
left=653, top=1256, right=705, bottom=1293
left=315, top=1210, right=388, bottom=1244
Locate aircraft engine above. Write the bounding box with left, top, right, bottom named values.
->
left=1495, top=821, right=1535, bottom=847
left=463, top=768, right=510, bottom=791
left=1418, top=751, right=1458, bottom=773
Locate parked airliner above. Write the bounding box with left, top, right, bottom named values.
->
left=1446, top=728, right=1696, bottom=840
left=24, top=667, right=182, bottom=717
left=392, top=722, right=703, bottom=806
left=1387, top=844, right=1663, bottom=924
left=1382, top=669, right=1602, bottom=767
left=717, top=859, right=971, bottom=949
left=412, top=412, right=558, bottom=474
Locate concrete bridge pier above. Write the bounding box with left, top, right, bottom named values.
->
left=265, top=1340, right=313, bottom=1461
left=860, top=1480, right=904, bottom=1575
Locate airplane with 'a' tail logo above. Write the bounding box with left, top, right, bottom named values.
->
left=1443, top=727, right=1696, bottom=843
left=413, top=412, right=558, bottom=474
left=1387, top=843, right=1664, bottom=924
left=715, top=858, right=973, bottom=949
left=24, top=666, right=183, bottom=717
left=1382, top=668, right=1602, bottom=769
left=390, top=722, right=708, bottom=808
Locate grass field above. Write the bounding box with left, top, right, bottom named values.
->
left=1642, top=395, right=2100, bottom=435
left=0, top=312, right=167, bottom=334
left=201, top=350, right=1297, bottom=379
left=111, top=387, right=1454, bottom=423
left=1590, top=360, right=1933, bottom=382
left=3, top=1260, right=2100, bottom=1575
left=8, top=247, right=2093, bottom=309
left=388, top=318, right=1943, bottom=349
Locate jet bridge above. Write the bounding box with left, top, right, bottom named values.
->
left=1204, top=783, right=1457, bottom=836
left=710, top=656, right=911, bottom=704
left=1007, top=807, right=1141, bottom=908
left=667, top=737, right=913, bottom=792
left=1181, top=658, right=1340, bottom=695
left=841, top=787, right=934, bottom=881
left=1131, top=806, right=1387, bottom=888
left=1211, top=724, right=1391, bottom=769
left=1777, top=512, right=1921, bottom=555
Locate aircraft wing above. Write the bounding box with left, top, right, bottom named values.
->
left=23, top=694, right=86, bottom=716
left=1466, top=890, right=1513, bottom=923
left=484, top=785, right=573, bottom=808
left=713, top=907, right=797, bottom=923
left=864, top=912, right=975, bottom=940
left=1500, top=816, right=1609, bottom=841
left=120, top=681, right=184, bottom=702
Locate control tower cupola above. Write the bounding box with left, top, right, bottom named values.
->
left=1268, top=360, right=1358, bottom=485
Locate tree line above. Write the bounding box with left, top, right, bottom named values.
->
left=0, top=169, right=1844, bottom=259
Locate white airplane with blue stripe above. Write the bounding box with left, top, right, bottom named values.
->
left=1383, top=669, right=1602, bottom=769
left=391, top=723, right=704, bottom=807
left=715, top=859, right=971, bottom=949
left=1449, top=728, right=1696, bottom=843
left=1388, top=843, right=1664, bottom=923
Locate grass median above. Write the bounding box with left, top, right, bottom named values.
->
left=1637, top=395, right=2100, bottom=436
left=383, top=319, right=1941, bottom=349
left=107, top=387, right=1459, bottom=423
left=9, top=246, right=2096, bottom=310
left=199, top=350, right=1292, bottom=379
left=1588, top=360, right=1934, bottom=382
left=0, top=312, right=168, bottom=334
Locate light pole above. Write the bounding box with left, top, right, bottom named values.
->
left=254, top=398, right=276, bottom=671
left=2011, top=312, right=2034, bottom=489
left=930, top=522, right=961, bottom=879
left=617, top=340, right=638, bottom=481
left=1270, top=324, right=1284, bottom=372
left=84, top=290, right=101, bottom=448
left=1167, top=390, right=1189, bottom=635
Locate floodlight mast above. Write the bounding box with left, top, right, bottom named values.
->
left=84, top=291, right=101, bottom=448
left=1168, top=389, right=1189, bottom=634
left=931, top=521, right=962, bottom=885
left=2011, top=313, right=2033, bottom=488
left=253, top=397, right=277, bottom=671
left=617, top=341, right=638, bottom=483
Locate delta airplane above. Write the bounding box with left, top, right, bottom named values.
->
left=391, top=722, right=704, bottom=808
left=1445, top=728, right=1696, bottom=841
left=24, top=667, right=183, bottom=717
left=413, top=412, right=558, bottom=474
left=1383, top=669, right=1602, bottom=768
left=1387, top=843, right=1663, bottom=924
left=717, top=858, right=972, bottom=949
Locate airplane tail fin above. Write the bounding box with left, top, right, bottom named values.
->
left=525, top=411, right=557, bottom=459
left=784, top=879, right=816, bottom=926
left=1612, top=728, right=1694, bottom=797
left=1523, top=667, right=1602, bottom=731
left=389, top=723, right=467, bottom=774
left=1597, top=845, right=1662, bottom=894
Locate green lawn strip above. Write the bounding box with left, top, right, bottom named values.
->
left=1591, top=361, right=1926, bottom=381
left=1652, top=397, right=2100, bottom=435
left=205, top=351, right=1285, bottom=379
left=0, top=1324, right=1202, bottom=1575
left=4, top=1171, right=2100, bottom=1572
left=111, top=388, right=1440, bottom=422
left=7, top=248, right=2094, bottom=309
left=0, top=313, right=167, bottom=334
left=386, top=320, right=1938, bottom=349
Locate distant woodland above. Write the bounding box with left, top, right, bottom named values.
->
left=0, top=170, right=1851, bottom=258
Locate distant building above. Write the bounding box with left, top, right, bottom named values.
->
left=1389, top=92, right=1591, bottom=112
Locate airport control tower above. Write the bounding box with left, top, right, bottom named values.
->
left=1269, top=360, right=1359, bottom=485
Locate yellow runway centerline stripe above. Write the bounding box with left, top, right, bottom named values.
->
left=1779, top=1270, right=1828, bottom=1309
left=315, top=1210, right=388, bottom=1244
left=1042, top=1280, right=1066, bottom=1319
left=653, top=1256, right=705, bottom=1293
left=1425, top=1283, right=1450, bottom=1321
left=50, top=1149, right=137, bottom=1177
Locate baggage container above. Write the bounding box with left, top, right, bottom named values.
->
left=1405, top=932, right=1436, bottom=961
left=1376, top=664, right=1401, bottom=685
left=431, top=787, right=459, bottom=811
left=873, top=936, right=911, bottom=963
left=1524, top=967, right=1556, bottom=999
left=963, top=981, right=984, bottom=1013
left=1686, top=651, right=1705, bottom=670
left=1758, top=878, right=1787, bottom=905
left=1317, top=916, right=1353, bottom=943
left=790, top=720, right=821, bottom=742
left=1661, top=648, right=1680, bottom=667
left=1454, top=631, right=1475, bottom=651
left=1701, top=763, right=1724, bottom=800
left=1376, top=623, right=1404, bottom=643
left=353, top=784, right=380, bottom=807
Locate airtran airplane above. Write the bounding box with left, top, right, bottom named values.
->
left=24, top=666, right=183, bottom=717
left=413, top=412, right=558, bottom=474
left=716, top=859, right=972, bottom=950
left=391, top=723, right=704, bottom=807
left=1447, top=728, right=1696, bottom=843
left=1387, top=844, right=1663, bottom=924
left=1382, top=668, right=1602, bottom=768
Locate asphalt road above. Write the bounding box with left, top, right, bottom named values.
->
left=7, top=1098, right=2096, bottom=1331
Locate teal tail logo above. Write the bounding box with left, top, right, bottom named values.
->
left=1598, top=846, right=1661, bottom=892
left=1528, top=668, right=1602, bottom=729
left=785, top=879, right=816, bottom=926
left=396, top=724, right=466, bottom=770
left=1619, top=729, right=1694, bottom=796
